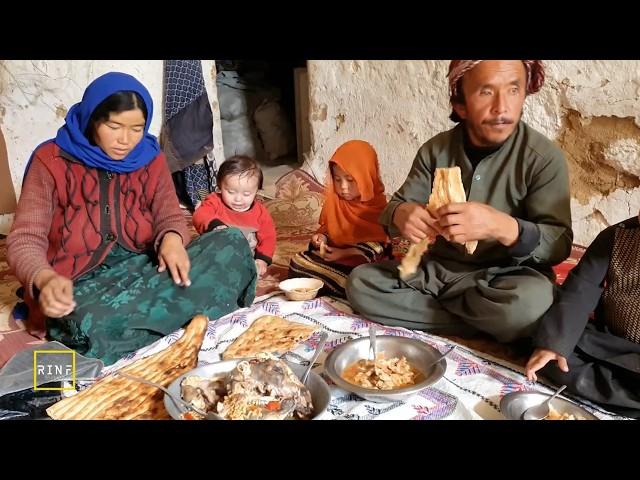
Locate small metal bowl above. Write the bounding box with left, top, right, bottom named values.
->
left=500, top=391, right=598, bottom=420
left=279, top=278, right=324, bottom=301
left=324, top=335, right=446, bottom=403
left=164, top=359, right=331, bottom=420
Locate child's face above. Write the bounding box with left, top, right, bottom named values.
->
left=220, top=173, right=260, bottom=212
left=331, top=163, right=360, bottom=201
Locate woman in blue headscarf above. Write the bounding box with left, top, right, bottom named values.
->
left=7, top=72, right=257, bottom=365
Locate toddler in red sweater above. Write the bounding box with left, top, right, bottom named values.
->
left=193, top=155, right=276, bottom=278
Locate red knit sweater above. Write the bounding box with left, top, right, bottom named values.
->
left=7, top=142, right=191, bottom=300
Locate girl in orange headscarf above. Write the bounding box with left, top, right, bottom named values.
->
left=288, top=140, right=390, bottom=298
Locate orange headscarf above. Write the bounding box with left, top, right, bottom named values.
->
left=320, top=140, right=388, bottom=247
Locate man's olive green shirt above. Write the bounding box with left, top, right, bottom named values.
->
left=381, top=121, right=573, bottom=271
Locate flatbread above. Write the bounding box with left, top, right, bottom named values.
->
left=397, top=237, right=431, bottom=280
left=45, top=314, right=209, bottom=420
left=223, top=315, right=319, bottom=360
left=398, top=167, right=477, bottom=280
left=426, top=167, right=478, bottom=255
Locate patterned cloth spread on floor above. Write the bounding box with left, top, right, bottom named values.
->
left=104, top=295, right=628, bottom=420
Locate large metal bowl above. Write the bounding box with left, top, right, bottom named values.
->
left=164, top=359, right=331, bottom=420
left=324, top=335, right=446, bottom=403
left=500, top=391, right=598, bottom=420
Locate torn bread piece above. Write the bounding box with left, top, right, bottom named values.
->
left=46, top=315, right=208, bottom=420
left=399, top=167, right=477, bottom=280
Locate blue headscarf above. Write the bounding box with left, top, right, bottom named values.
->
left=50, top=72, right=160, bottom=174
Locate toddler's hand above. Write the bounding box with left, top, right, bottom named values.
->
left=255, top=259, right=268, bottom=278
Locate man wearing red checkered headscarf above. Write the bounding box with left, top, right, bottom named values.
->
left=348, top=60, right=573, bottom=347
left=447, top=60, right=545, bottom=123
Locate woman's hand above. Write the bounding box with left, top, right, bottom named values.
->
left=158, top=232, right=191, bottom=287
left=34, top=269, right=76, bottom=318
